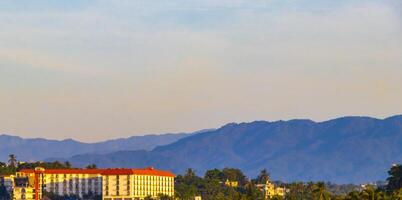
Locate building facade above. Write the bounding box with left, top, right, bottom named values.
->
left=43, top=169, right=102, bottom=197
left=12, top=171, right=39, bottom=200
left=264, top=181, right=285, bottom=199
left=224, top=179, right=239, bottom=187
left=12, top=187, right=35, bottom=200
left=256, top=180, right=285, bottom=199
left=18, top=168, right=102, bottom=199
left=14, top=167, right=174, bottom=200
left=102, top=168, right=175, bottom=200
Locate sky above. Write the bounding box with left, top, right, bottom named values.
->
left=0, top=0, right=402, bottom=142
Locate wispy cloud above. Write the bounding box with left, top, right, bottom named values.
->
left=0, top=0, right=401, bottom=141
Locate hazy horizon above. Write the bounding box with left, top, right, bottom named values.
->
left=1, top=114, right=401, bottom=142
left=1, top=0, right=402, bottom=142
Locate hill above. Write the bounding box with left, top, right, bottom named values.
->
left=57, top=115, right=402, bottom=183
left=0, top=133, right=189, bottom=162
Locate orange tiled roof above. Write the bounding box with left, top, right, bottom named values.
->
left=19, top=169, right=103, bottom=174
left=19, top=169, right=35, bottom=173
left=44, top=169, right=104, bottom=174
left=18, top=167, right=174, bottom=177
left=102, top=168, right=175, bottom=177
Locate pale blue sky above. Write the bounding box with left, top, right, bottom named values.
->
left=1, top=0, right=401, bottom=141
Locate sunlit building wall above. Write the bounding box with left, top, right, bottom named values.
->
left=102, top=168, right=175, bottom=200
left=16, top=167, right=175, bottom=200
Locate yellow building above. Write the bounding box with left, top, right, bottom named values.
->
left=224, top=179, right=239, bottom=187
left=13, top=187, right=35, bottom=200
left=12, top=170, right=42, bottom=200
left=102, top=167, right=175, bottom=200
left=19, top=168, right=102, bottom=199
left=16, top=167, right=175, bottom=200
left=264, top=180, right=285, bottom=199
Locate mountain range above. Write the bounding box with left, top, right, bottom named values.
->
left=3, top=115, right=402, bottom=183
left=0, top=133, right=189, bottom=161
left=52, top=115, right=402, bottom=183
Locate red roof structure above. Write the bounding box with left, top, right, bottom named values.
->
left=19, top=167, right=175, bottom=177
left=19, top=169, right=102, bottom=174
left=102, top=168, right=175, bottom=177
left=19, top=169, right=35, bottom=173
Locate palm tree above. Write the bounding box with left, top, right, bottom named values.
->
left=86, top=164, right=97, bottom=169
left=8, top=154, right=17, bottom=168
left=386, top=164, right=402, bottom=193
left=185, top=168, right=196, bottom=179
left=392, top=188, right=402, bottom=199
left=64, top=161, right=72, bottom=168
left=257, top=169, right=270, bottom=184
left=361, top=185, right=376, bottom=200
left=313, top=182, right=329, bottom=200
left=346, top=191, right=360, bottom=200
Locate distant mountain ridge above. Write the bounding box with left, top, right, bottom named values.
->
left=0, top=133, right=190, bottom=162
left=55, top=115, right=402, bottom=183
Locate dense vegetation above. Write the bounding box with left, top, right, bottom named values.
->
left=0, top=155, right=99, bottom=176
left=0, top=155, right=75, bottom=176
left=173, top=165, right=402, bottom=200
left=174, top=168, right=267, bottom=200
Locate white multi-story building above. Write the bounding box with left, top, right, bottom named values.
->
left=16, top=167, right=175, bottom=200
left=19, top=168, right=103, bottom=198
left=102, top=168, right=175, bottom=200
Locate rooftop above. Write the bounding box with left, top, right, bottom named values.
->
left=19, top=167, right=175, bottom=177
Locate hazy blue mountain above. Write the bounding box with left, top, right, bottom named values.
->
left=58, top=115, right=402, bottom=183
left=0, top=133, right=190, bottom=162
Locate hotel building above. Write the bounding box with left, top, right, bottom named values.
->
left=18, top=168, right=102, bottom=199
left=102, top=168, right=174, bottom=200
left=15, top=167, right=174, bottom=200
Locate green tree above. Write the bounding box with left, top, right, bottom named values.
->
left=391, top=188, right=402, bottom=199
left=144, top=195, right=154, bottom=200
left=286, top=182, right=305, bottom=200
left=203, top=178, right=222, bottom=198
left=222, top=168, right=246, bottom=186
left=185, top=168, right=196, bottom=179
left=157, top=193, right=173, bottom=200
left=256, top=169, right=270, bottom=184
left=175, top=183, right=197, bottom=200
left=205, top=169, right=223, bottom=181
left=312, top=182, right=330, bottom=200
left=86, top=164, right=98, bottom=169
left=64, top=161, right=72, bottom=168
left=244, top=182, right=264, bottom=200
left=360, top=185, right=376, bottom=200
left=7, top=154, right=17, bottom=168
left=344, top=191, right=360, bottom=200
left=386, top=164, right=402, bottom=193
